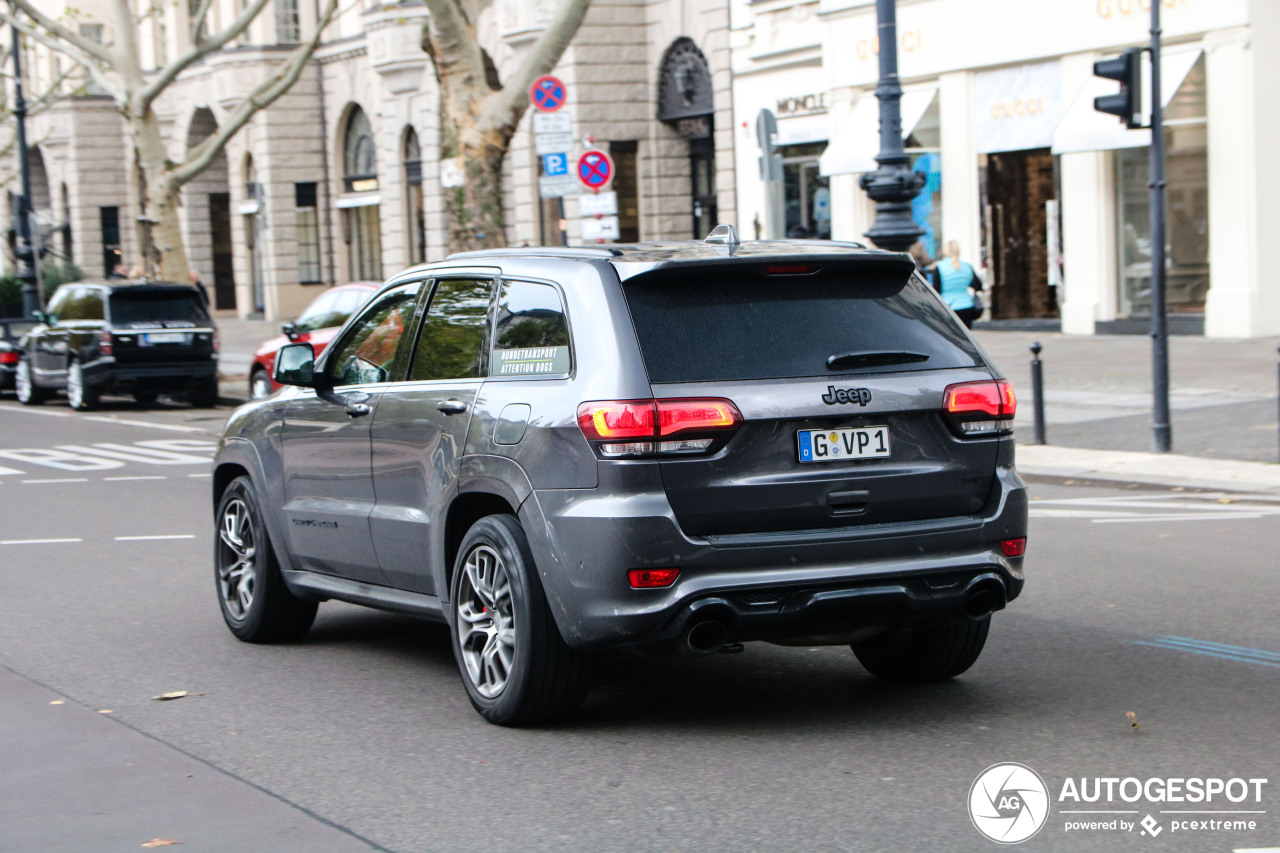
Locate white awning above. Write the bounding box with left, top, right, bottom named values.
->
left=336, top=193, right=382, bottom=209
left=819, top=87, right=937, bottom=176
left=1051, top=49, right=1202, bottom=155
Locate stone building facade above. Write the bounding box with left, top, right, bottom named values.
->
left=6, top=0, right=735, bottom=320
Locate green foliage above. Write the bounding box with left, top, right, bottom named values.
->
left=0, top=274, right=20, bottom=308
left=40, top=259, right=84, bottom=301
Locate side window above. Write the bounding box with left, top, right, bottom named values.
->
left=490, top=280, right=571, bottom=377
left=79, top=289, right=105, bottom=322
left=325, top=284, right=420, bottom=387
left=293, top=290, right=342, bottom=333
left=408, top=278, right=496, bottom=382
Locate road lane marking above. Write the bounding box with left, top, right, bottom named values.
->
left=1135, top=636, right=1280, bottom=669
left=1, top=538, right=83, bottom=545
left=114, top=534, right=196, bottom=541
left=5, top=408, right=70, bottom=417
left=82, top=416, right=208, bottom=433
left=104, top=476, right=168, bottom=481
left=20, top=478, right=90, bottom=484
left=188, top=473, right=212, bottom=478
left=1031, top=493, right=1280, bottom=524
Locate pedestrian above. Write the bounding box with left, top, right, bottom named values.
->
left=189, top=269, right=210, bottom=307
left=107, top=262, right=128, bottom=279
left=930, top=240, right=983, bottom=329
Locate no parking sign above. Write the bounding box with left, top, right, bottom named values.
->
left=576, top=149, right=613, bottom=191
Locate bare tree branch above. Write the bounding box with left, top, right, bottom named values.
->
left=134, top=0, right=275, bottom=114
left=2, top=0, right=113, bottom=65
left=167, top=0, right=340, bottom=187
left=475, top=0, right=590, bottom=134
left=189, top=0, right=214, bottom=45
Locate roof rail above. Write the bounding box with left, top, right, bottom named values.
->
left=445, top=246, right=622, bottom=261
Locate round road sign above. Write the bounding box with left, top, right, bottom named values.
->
left=577, top=149, right=614, bottom=190
left=530, top=75, right=567, bottom=112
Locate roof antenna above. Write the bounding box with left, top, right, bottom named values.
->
left=704, top=224, right=739, bottom=247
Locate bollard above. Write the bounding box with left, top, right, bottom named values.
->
left=1030, top=342, right=1046, bottom=446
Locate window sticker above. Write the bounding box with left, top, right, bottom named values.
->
left=492, top=346, right=570, bottom=376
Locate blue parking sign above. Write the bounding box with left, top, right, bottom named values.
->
left=543, top=153, right=568, bottom=176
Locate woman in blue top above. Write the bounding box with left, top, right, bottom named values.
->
left=930, top=241, right=983, bottom=329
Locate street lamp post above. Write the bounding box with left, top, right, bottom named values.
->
left=858, top=0, right=925, bottom=253
left=10, top=23, right=40, bottom=317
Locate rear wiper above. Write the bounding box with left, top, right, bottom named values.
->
left=826, top=350, right=930, bottom=370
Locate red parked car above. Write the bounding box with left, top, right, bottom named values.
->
left=248, top=283, right=377, bottom=399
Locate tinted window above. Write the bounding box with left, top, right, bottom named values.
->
left=408, top=278, right=494, bottom=381
left=490, top=280, right=570, bottom=377
left=621, top=267, right=982, bottom=383
left=45, top=287, right=72, bottom=321
left=60, top=288, right=104, bottom=322
left=109, top=291, right=211, bottom=326
left=327, top=284, right=420, bottom=386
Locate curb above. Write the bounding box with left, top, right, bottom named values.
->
left=1016, top=444, right=1280, bottom=494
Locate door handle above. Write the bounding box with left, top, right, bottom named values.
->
left=345, top=403, right=372, bottom=417
left=437, top=399, right=468, bottom=415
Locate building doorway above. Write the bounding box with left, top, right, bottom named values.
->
left=984, top=148, right=1057, bottom=319
left=658, top=37, right=717, bottom=240
left=209, top=193, right=235, bottom=309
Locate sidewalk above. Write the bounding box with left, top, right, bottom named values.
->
left=212, top=316, right=1280, bottom=492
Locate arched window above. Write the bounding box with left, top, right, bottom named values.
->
left=402, top=127, right=425, bottom=263
left=341, top=106, right=382, bottom=281
left=344, top=107, right=378, bottom=191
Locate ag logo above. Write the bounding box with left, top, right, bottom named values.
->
left=969, top=763, right=1050, bottom=844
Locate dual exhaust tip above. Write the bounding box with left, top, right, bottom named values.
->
left=679, top=576, right=1007, bottom=654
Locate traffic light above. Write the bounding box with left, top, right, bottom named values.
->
left=1093, top=47, right=1144, bottom=129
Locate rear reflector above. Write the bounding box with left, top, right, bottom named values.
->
left=98, top=330, right=114, bottom=356
left=1001, top=537, right=1027, bottom=557
left=628, top=568, right=680, bottom=589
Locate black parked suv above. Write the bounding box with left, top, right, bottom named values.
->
left=16, top=280, right=218, bottom=409
left=212, top=230, right=1027, bottom=726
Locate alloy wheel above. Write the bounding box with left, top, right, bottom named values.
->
left=15, top=358, right=34, bottom=403
left=67, top=362, right=85, bottom=409
left=456, top=544, right=517, bottom=698
left=217, top=497, right=258, bottom=621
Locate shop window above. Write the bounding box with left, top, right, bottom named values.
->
left=781, top=143, right=830, bottom=240
left=295, top=183, right=321, bottom=283
left=906, top=95, right=942, bottom=260
left=1115, top=56, right=1207, bottom=317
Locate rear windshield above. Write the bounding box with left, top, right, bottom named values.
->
left=621, top=267, right=982, bottom=384
left=109, top=291, right=210, bottom=326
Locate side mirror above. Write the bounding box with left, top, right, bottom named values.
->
left=274, top=342, right=316, bottom=387
left=281, top=321, right=298, bottom=341
left=33, top=311, right=48, bottom=324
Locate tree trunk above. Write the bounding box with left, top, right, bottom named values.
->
left=443, top=112, right=511, bottom=254
left=130, top=108, right=191, bottom=282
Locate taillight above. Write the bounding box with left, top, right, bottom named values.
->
left=943, top=380, right=1016, bottom=435
left=577, top=398, right=742, bottom=457
left=98, top=330, right=114, bottom=356
left=0, top=350, right=18, bottom=365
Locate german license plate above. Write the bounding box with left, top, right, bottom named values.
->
left=144, top=332, right=187, bottom=344
left=797, top=426, right=890, bottom=463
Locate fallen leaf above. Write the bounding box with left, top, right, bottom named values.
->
left=50, top=700, right=64, bottom=705
left=152, top=691, right=204, bottom=701
left=99, top=709, right=114, bottom=714
left=141, top=840, right=181, bottom=848
left=1126, top=710, right=1140, bottom=730
left=1216, top=498, right=1236, bottom=504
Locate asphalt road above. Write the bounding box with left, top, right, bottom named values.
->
left=2, top=392, right=1279, bottom=852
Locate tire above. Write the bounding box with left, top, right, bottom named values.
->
left=190, top=377, right=218, bottom=408
left=15, top=357, right=46, bottom=405
left=852, top=616, right=991, bottom=683
left=133, top=392, right=159, bottom=407
left=450, top=515, right=593, bottom=726
left=249, top=368, right=273, bottom=400
left=66, top=360, right=99, bottom=411
left=215, top=475, right=318, bottom=643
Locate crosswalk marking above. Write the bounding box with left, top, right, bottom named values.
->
left=1030, top=493, right=1280, bottom=524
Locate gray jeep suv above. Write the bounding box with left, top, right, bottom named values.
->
left=212, top=232, right=1028, bottom=726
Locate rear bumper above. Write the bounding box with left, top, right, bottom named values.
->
left=84, top=358, right=217, bottom=391
left=519, top=463, right=1028, bottom=652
